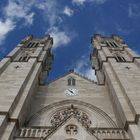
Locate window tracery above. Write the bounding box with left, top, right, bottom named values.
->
left=50, top=105, right=92, bottom=128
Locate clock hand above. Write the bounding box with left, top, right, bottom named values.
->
left=68, top=89, right=73, bottom=93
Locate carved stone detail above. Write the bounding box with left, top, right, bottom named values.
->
left=50, top=105, right=92, bottom=128
left=65, top=124, right=78, bottom=135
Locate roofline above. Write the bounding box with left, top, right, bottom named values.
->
left=46, top=70, right=97, bottom=85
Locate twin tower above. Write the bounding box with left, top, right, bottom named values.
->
left=0, top=34, right=140, bottom=140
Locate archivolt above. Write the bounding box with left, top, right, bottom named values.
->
left=26, top=100, right=117, bottom=128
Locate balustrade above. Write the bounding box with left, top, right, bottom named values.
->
left=18, top=128, right=49, bottom=138
left=17, top=127, right=129, bottom=139
left=91, top=129, right=129, bottom=139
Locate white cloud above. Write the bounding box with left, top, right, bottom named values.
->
left=25, top=13, right=35, bottom=25
left=36, top=1, right=77, bottom=48
left=63, top=6, right=74, bottom=17
left=36, top=0, right=63, bottom=27
left=0, top=0, right=35, bottom=45
left=128, top=4, right=140, bottom=18
left=72, top=0, right=86, bottom=5
left=4, top=0, right=35, bottom=25
left=84, top=68, right=97, bottom=81
left=72, top=0, right=108, bottom=5
left=0, top=19, right=15, bottom=45
left=48, top=27, right=71, bottom=49
left=37, top=1, right=76, bottom=48
left=93, top=0, right=108, bottom=4
left=74, top=55, right=97, bottom=81
left=0, top=0, right=76, bottom=48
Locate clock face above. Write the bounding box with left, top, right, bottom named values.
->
left=65, top=88, right=77, bottom=96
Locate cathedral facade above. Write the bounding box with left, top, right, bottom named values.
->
left=0, top=34, right=140, bottom=140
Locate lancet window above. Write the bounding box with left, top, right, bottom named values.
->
left=68, top=77, right=76, bottom=86
left=106, top=40, right=119, bottom=48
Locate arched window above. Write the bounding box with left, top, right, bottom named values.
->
left=68, top=77, right=76, bottom=86
left=18, top=52, right=30, bottom=62
left=68, top=78, right=71, bottom=86
left=18, top=55, right=29, bottom=62
left=114, top=53, right=126, bottom=62
left=26, top=42, right=39, bottom=48
left=106, top=41, right=119, bottom=48
left=26, top=42, right=32, bottom=48
left=72, top=78, right=75, bottom=86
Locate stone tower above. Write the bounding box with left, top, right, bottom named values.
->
left=91, top=34, right=140, bottom=140
left=0, top=35, right=53, bottom=139
left=0, top=34, right=140, bottom=140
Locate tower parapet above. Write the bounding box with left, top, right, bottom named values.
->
left=91, top=34, right=140, bottom=85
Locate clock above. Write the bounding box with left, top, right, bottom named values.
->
left=65, top=88, right=78, bottom=96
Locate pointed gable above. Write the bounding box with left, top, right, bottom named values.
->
left=47, top=117, right=97, bottom=140
left=47, top=70, right=97, bottom=85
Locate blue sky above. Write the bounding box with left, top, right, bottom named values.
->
left=0, top=0, right=140, bottom=81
